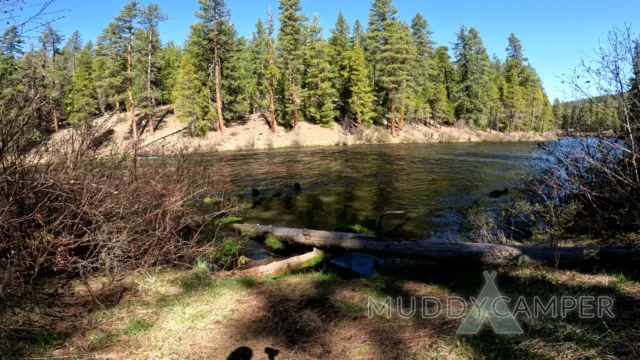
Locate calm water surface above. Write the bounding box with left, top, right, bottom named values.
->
left=190, top=142, right=540, bottom=241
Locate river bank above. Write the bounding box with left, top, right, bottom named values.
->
left=43, top=107, right=559, bottom=157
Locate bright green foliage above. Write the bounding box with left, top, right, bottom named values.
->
left=66, top=47, right=98, bottom=126
left=189, top=0, right=236, bottom=129
left=134, top=3, right=167, bottom=131
left=158, top=41, right=182, bottom=104
left=346, top=38, right=376, bottom=125
left=365, top=0, right=416, bottom=127
left=452, top=26, right=493, bottom=128
left=0, top=26, right=24, bottom=57
left=64, top=31, right=83, bottom=77
left=328, top=11, right=351, bottom=118
left=249, top=18, right=268, bottom=111
left=408, top=13, right=436, bottom=123
left=172, top=53, right=210, bottom=136
left=39, top=24, right=66, bottom=130
left=302, top=14, right=337, bottom=125
left=94, top=22, right=125, bottom=114
left=277, top=0, right=307, bottom=127
left=222, top=36, right=256, bottom=120
left=351, top=19, right=364, bottom=46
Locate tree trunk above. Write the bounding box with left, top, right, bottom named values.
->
left=290, top=75, right=299, bottom=129
left=147, top=36, right=155, bottom=136
left=127, top=44, right=137, bottom=142
left=214, top=54, right=225, bottom=135
left=53, top=105, right=59, bottom=132
left=269, top=84, right=277, bottom=133
left=399, top=78, right=406, bottom=131
left=390, top=96, right=396, bottom=137
left=232, top=248, right=324, bottom=277
left=231, top=224, right=640, bottom=268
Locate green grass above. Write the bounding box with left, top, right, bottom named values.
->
left=241, top=230, right=257, bottom=237
left=179, top=261, right=212, bottom=292
left=123, top=319, right=153, bottom=336
left=214, top=216, right=244, bottom=225
left=264, top=236, right=286, bottom=250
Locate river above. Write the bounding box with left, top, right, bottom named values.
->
left=186, top=142, right=541, bottom=241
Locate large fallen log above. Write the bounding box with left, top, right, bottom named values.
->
left=232, top=224, right=640, bottom=268
left=231, top=248, right=325, bottom=277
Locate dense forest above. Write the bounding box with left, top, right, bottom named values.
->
left=1, top=0, right=584, bottom=142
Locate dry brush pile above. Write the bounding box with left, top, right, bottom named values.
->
left=0, top=129, right=242, bottom=301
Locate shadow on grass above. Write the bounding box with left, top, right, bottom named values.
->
left=223, top=265, right=639, bottom=359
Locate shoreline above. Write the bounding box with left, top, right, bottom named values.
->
left=43, top=109, right=561, bottom=158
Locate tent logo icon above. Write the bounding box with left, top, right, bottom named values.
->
left=457, top=271, right=524, bottom=335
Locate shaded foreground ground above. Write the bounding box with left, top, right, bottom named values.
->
left=2, top=265, right=639, bottom=359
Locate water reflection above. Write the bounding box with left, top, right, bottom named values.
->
left=189, top=142, right=538, bottom=240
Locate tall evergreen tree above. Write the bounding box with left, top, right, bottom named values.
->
left=302, top=14, right=337, bottom=125
left=452, top=26, right=492, bottom=128
left=158, top=41, right=182, bottom=105
left=64, top=31, right=83, bottom=78
left=277, top=0, right=306, bottom=128
left=115, top=0, right=141, bottom=140
left=136, top=3, right=167, bottom=135
left=328, top=11, right=351, bottom=118
left=39, top=24, right=65, bottom=132
left=346, top=37, right=375, bottom=125
left=173, top=53, right=209, bottom=136
left=66, top=46, right=97, bottom=126
left=1, top=26, right=24, bottom=58
left=194, top=0, right=234, bottom=135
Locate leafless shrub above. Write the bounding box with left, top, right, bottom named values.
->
left=0, top=126, right=243, bottom=301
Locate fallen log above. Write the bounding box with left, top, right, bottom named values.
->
left=231, top=248, right=325, bottom=277
left=232, top=224, right=640, bottom=268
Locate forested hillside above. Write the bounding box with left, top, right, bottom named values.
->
left=1, top=0, right=559, bottom=142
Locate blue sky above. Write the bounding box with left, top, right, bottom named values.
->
left=43, top=0, right=636, bottom=101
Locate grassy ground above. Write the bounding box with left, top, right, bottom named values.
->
left=2, top=263, right=639, bottom=360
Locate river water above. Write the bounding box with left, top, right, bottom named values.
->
left=190, top=142, right=540, bottom=241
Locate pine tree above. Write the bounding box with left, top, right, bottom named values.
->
left=115, top=0, right=141, bottom=140
left=504, top=66, right=523, bottom=132
left=39, top=24, right=65, bottom=132
left=223, top=36, right=255, bottom=119
left=66, top=46, right=98, bottom=126
left=64, top=31, right=83, bottom=77
left=1, top=26, right=24, bottom=58
left=158, top=41, right=182, bottom=104
left=173, top=53, right=210, bottom=136
left=328, top=11, right=351, bottom=118
left=194, top=0, right=234, bottom=135
left=346, top=38, right=375, bottom=125
left=409, top=13, right=436, bottom=124
left=351, top=19, right=364, bottom=46
left=277, top=0, right=306, bottom=128
left=250, top=17, right=268, bottom=113
left=506, top=33, right=527, bottom=63
left=452, top=26, right=492, bottom=128
left=136, top=3, right=167, bottom=135
left=265, top=9, right=279, bottom=132
left=95, top=22, right=125, bottom=114
left=303, top=14, right=337, bottom=125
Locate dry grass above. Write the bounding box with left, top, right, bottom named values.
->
left=2, top=265, right=638, bottom=359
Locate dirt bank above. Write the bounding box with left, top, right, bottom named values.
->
left=44, top=107, right=559, bottom=157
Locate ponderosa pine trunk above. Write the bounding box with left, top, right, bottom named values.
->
left=214, top=56, right=225, bottom=135
left=269, top=85, right=276, bottom=133
left=127, top=43, right=137, bottom=141
left=147, top=36, right=155, bottom=136
left=390, top=96, right=396, bottom=137
left=399, top=78, right=406, bottom=131
left=290, top=75, right=299, bottom=129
